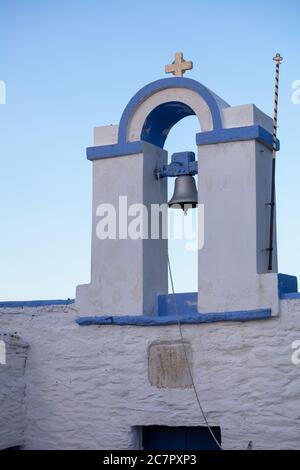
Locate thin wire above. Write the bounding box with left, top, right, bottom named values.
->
left=157, top=174, right=223, bottom=450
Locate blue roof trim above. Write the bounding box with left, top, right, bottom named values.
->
left=196, top=125, right=280, bottom=150
left=87, top=141, right=143, bottom=161
left=0, top=299, right=75, bottom=308
left=76, top=308, right=272, bottom=327
left=278, top=273, right=299, bottom=299
left=87, top=126, right=280, bottom=161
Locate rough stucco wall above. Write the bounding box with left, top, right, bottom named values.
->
left=0, top=332, right=28, bottom=449
left=0, top=300, right=300, bottom=450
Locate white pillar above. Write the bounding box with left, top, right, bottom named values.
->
left=76, top=128, right=168, bottom=316
left=197, top=105, right=279, bottom=315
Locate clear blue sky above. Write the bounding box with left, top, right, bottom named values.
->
left=0, top=0, right=299, bottom=300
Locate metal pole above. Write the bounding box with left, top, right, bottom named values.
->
left=268, top=53, right=283, bottom=271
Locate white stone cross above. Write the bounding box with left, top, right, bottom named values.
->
left=165, top=52, right=193, bottom=77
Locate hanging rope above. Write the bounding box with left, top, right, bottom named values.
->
left=268, top=53, right=283, bottom=271
left=156, top=176, right=223, bottom=450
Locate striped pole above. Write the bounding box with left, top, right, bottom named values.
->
left=268, top=53, right=283, bottom=271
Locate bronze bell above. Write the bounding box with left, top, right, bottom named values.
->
left=168, top=175, right=198, bottom=212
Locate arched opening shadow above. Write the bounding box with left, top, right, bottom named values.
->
left=141, top=101, right=196, bottom=149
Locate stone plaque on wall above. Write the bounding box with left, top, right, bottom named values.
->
left=148, top=341, right=193, bottom=389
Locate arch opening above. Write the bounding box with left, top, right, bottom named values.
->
left=164, top=115, right=199, bottom=294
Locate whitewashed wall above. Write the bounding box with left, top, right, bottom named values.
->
left=0, top=299, right=300, bottom=450
left=0, top=333, right=28, bottom=449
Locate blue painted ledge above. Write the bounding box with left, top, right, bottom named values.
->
left=196, top=125, right=280, bottom=151
left=279, top=292, right=300, bottom=300
left=278, top=273, right=300, bottom=299
left=76, top=309, right=272, bottom=327
left=0, top=299, right=75, bottom=308
left=158, top=292, right=197, bottom=316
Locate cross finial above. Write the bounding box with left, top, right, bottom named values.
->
left=273, top=52, right=283, bottom=65
left=165, top=52, right=193, bottom=77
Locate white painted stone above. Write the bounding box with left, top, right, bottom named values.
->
left=76, top=142, right=168, bottom=316
left=0, top=299, right=300, bottom=450
left=148, top=341, right=192, bottom=389
left=222, top=104, right=274, bottom=132
left=93, top=125, right=118, bottom=146
left=197, top=118, right=278, bottom=315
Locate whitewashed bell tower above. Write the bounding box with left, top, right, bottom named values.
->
left=76, top=53, right=280, bottom=320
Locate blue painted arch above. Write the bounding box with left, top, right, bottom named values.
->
left=118, top=77, right=224, bottom=148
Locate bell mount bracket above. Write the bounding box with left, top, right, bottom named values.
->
left=155, top=151, right=198, bottom=179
